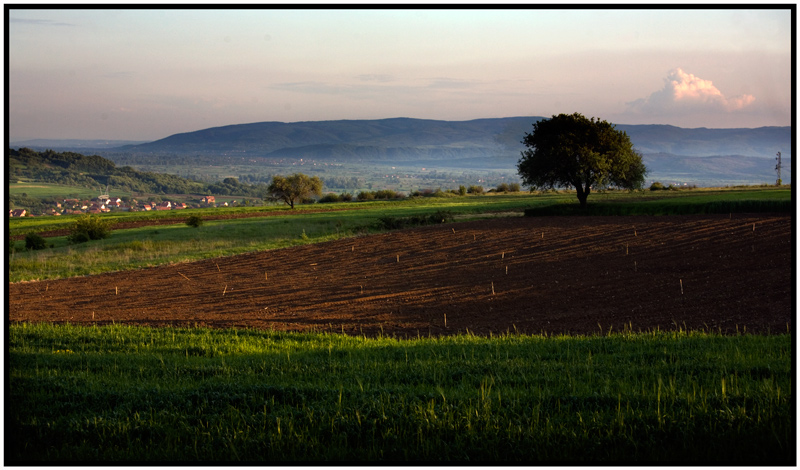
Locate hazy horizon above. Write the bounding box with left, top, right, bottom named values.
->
left=8, top=8, right=792, bottom=142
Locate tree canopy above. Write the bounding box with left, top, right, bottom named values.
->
left=517, top=113, right=647, bottom=207
left=267, top=173, right=323, bottom=209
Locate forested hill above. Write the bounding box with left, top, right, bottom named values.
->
left=8, top=148, right=268, bottom=197
left=114, top=117, right=533, bottom=161
left=113, top=117, right=791, bottom=162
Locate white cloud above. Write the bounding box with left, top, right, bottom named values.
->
left=627, top=68, right=755, bottom=114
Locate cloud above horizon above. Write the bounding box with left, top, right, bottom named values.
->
left=627, top=68, right=756, bottom=115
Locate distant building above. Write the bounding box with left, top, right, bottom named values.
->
left=9, top=209, right=26, bottom=217
left=201, top=196, right=215, bottom=205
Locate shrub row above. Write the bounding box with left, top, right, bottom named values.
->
left=650, top=182, right=697, bottom=191
left=319, top=193, right=355, bottom=203
left=318, top=184, right=518, bottom=203
left=375, top=210, right=455, bottom=230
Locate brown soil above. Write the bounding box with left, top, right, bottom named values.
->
left=8, top=214, right=793, bottom=337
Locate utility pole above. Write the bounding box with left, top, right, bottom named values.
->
left=775, top=152, right=782, bottom=186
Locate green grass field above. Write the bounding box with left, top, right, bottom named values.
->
left=9, top=181, right=105, bottom=199
left=8, top=323, right=792, bottom=463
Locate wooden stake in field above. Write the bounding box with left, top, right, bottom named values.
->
left=444, top=313, right=447, bottom=327
left=396, top=254, right=400, bottom=263
left=491, top=282, right=495, bottom=295
left=223, top=284, right=228, bottom=296
left=178, top=272, right=190, bottom=281
left=680, top=279, right=684, bottom=295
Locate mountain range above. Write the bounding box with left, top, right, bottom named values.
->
left=111, top=116, right=790, bottom=158
left=11, top=117, right=792, bottom=185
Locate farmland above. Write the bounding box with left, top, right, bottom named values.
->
left=7, top=187, right=795, bottom=463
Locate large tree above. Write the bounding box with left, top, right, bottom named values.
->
left=517, top=113, right=647, bottom=207
left=267, top=173, right=323, bottom=209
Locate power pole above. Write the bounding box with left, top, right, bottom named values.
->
left=775, top=152, right=782, bottom=186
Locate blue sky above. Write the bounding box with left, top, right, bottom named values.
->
left=7, top=8, right=793, bottom=141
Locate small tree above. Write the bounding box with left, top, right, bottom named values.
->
left=68, top=214, right=113, bottom=243
left=186, top=215, right=204, bottom=228
left=25, top=232, right=47, bottom=251
left=267, top=173, right=323, bottom=209
left=518, top=113, right=646, bottom=208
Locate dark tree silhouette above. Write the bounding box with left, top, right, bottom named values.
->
left=517, top=113, right=647, bottom=207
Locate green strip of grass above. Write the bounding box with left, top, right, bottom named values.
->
left=525, top=188, right=792, bottom=216
left=8, top=323, right=792, bottom=463
left=524, top=199, right=791, bottom=217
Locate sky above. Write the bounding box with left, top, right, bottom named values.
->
left=6, top=7, right=794, bottom=142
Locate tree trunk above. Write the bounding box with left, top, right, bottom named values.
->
left=575, top=182, right=590, bottom=208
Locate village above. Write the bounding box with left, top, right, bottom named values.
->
left=8, top=195, right=224, bottom=218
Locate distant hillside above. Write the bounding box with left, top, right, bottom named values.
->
left=617, top=125, right=789, bottom=158
left=16, top=117, right=791, bottom=186
left=7, top=148, right=267, bottom=197
left=114, top=117, right=790, bottom=161
left=642, top=153, right=790, bottom=186
left=114, top=117, right=536, bottom=161
left=10, top=138, right=150, bottom=150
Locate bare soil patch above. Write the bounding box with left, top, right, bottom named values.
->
left=8, top=215, right=793, bottom=337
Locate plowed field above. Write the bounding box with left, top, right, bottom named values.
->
left=8, top=215, right=793, bottom=337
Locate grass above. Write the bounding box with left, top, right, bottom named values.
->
left=8, top=323, right=792, bottom=463
left=9, top=181, right=105, bottom=199
left=525, top=188, right=792, bottom=216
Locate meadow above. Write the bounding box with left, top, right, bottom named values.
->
left=8, top=323, right=792, bottom=463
